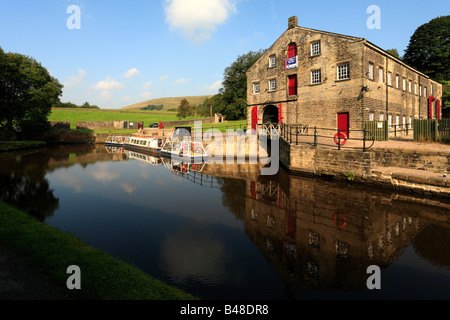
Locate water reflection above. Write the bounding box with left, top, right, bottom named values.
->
left=0, top=145, right=449, bottom=299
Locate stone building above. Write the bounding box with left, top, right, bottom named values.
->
left=246, top=16, right=443, bottom=138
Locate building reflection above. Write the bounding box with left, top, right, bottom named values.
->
left=243, top=168, right=450, bottom=295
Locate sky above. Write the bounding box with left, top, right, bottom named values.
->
left=0, top=0, right=448, bottom=109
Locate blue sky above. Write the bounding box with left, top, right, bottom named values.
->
left=0, top=0, right=448, bottom=109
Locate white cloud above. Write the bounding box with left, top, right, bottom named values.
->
left=174, top=78, right=191, bottom=85
left=204, top=80, right=222, bottom=92
left=164, top=0, right=237, bottom=43
left=63, top=68, right=86, bottom=88
left=122, top=96, right=130, bottom=102
left=158, top=74, right=170, bottom=82
left=92, top=77, right=123, bottom=101
left=142, top=81, right=152, bottom=90
left=140, top=92, right=152, bottom=99
left=92, top=77, right=123, bottom=90
left=123, top=68, right=141, bottom=78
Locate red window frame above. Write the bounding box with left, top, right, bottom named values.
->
left=287, top=43, right=297, bottom=58
left=288, top=75, right=297, bottom=96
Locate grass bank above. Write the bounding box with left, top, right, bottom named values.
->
left=0, top=140, right=46, bottom=152
left=49, top=109, right=194, bottom=129
left=0, top=201, right=197, bottom=300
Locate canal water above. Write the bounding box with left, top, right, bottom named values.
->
left=0, top=145, right=449, bottom=300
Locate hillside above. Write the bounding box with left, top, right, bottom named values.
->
left=122, top=95, right=213, bottom=111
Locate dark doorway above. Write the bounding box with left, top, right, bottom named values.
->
left=263, top=105, right=279, bottom=124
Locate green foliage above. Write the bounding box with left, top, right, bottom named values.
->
left=52, top=101, right=100, bottom=109
left=385, top=48, right=401, bottom=60
left=0, top=47, right=63, bottom=137
left=342, top=171, right=355, bottom=181
left=403, top=16, right=450, bottom=81
left=177, top=98, right=193, bottom=119
left=141, top=104, right=164, bottom=111
left=200, top=49, right=267, bottom=120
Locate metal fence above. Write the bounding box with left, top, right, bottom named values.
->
left=275, top=124, right=375, bottom=151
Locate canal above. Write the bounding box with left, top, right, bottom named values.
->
left=0, top=145, right=449, bottom=300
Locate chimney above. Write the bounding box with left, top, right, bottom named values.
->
left=288, top=16, right=298, bottom=29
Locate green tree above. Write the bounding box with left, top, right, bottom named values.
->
left=200, top=49, right=266, bottom=120
left=385, top=48, right=401, bottom=60
left=177, top=98, right=193, bottom=119
left=0, top=47, right=63, bottom=138
left=403, top=16, right=450, bottom=81
left=216, top=49, right=266, bottom=120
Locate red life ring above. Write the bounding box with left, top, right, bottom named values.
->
left=334, top=132, right=348, bottom=145
left=333, top=214, right=346, bottom=228
left=182, top=164, right=187, bottom=172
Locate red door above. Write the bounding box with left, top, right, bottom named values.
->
left=337, top=113, right=349, bottom=138
left=251, top=106, right=258, bottom=130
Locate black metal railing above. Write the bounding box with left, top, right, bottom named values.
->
left=277, top=124, right=375, bottom=151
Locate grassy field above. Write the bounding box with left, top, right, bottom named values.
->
left=49, top=109, right=193, bottom=129
left=0, top=201, right=197, bottom=300
left=122, top=95, right=213, bottom=111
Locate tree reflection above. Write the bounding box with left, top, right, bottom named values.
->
left=0, top=173, right=59, bottom=221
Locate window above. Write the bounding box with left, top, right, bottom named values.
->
left=403, top=116, right=406, bottom=128
left=269, top=55, right=276, bottom=68
left=396, top=75, right=399, bottom=89
left=378, top=67, right=383, bottom=83
left=409, top=116, right=412, bottom=129
left=396, top=115, right=399, bottom=127
left=403, top=78, right=406, bottom=91
left=269, top=79, right=277, bottom=92
left=420, top=85, right=422, bottom=96
left=288, top=75, right=297, bottom=95
left=424, top=87, right=427, bottom=97
left=368, top=63, right=374, bottom=80
left=409, top=80, right=412, bottom=93
left=253, top=82, right=260, bottom=94
left=337, top=63, right=350, bottom=80
left=387, top=72, right=392, bottom=86
left=311, top=69, right=321, bottom=84
left=311, top=41, right=321, bottom=56
left=287, top=43, right=297, bottom=58
left=369, top=112, right=374, bottom=121
left=379, top=113, right=384, bottom=121
left=414, top=83, right=417, bottom=95
left=431, top=84, right=433, bottom=95
left=388, top=114, right=392, bottom=128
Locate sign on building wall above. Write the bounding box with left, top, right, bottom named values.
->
left=285, top=56, right=298, bottom=70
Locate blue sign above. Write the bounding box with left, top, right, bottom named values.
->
left=285, top=56, right=298, bottom=70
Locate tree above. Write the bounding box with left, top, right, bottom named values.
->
left=403, top=16, right=450, bottom=82
left=177, top=98, right=193, bottom=119
left=385, top=48, right=401, bottom=60
left=0, top=47, right=63, bottom=138
left=217, top=49, right=267, bottom=120
left=200, top=49, right=266, bottom=120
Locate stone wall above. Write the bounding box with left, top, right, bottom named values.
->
left=161, top=117, right=215, bottom=128
left=50, top=121, right=71, bottom=130
left=76, top=121, right=115, bottom=130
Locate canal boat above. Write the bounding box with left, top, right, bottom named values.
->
left=105, top=136, right=128, bottom=147
left=160, top=139, right=207, bottom=162
left=123, top=136, right=164, bottom=153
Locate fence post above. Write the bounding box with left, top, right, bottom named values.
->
left=296, top=125, right=298, bottom=145
left=338, top=128, right=341, bottom=150
left=363, top=128, right=366, bottom=152
left=314, top=127, right=318, bottom=146
left=290, top=125, right=292, bottom=143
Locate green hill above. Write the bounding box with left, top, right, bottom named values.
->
left=122, top=95, right=213, bottom=111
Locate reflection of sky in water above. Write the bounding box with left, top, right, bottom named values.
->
left=47, top=160, right=242, bottom=228
left=44, top=158, right=285, bottom=299
left=35, top=151, right=450, bottom=300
